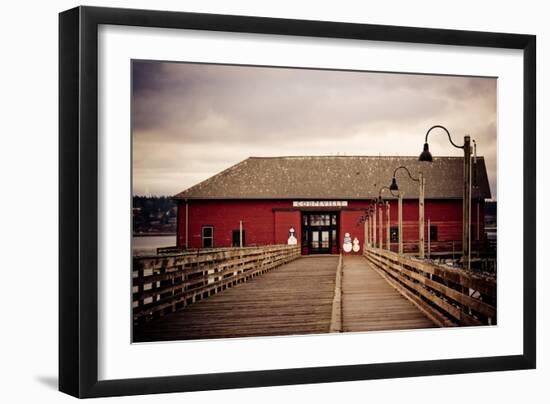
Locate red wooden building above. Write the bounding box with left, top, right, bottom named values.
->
left=174, top=156, right=491, bottom=255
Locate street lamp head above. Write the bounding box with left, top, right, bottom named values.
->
left=419, top=142, right=433, bottom=162
left=376, top=196, right=384, bottom=205
left=389, top=177, right=399, bottom=191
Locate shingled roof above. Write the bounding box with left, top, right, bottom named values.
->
left=174, top=156, right=491, bottom=200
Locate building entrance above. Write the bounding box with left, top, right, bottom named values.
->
left=302, top=212, right=339, bottom=254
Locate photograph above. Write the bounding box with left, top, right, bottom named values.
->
left=131, top=60, right=498, bottom=342
left=0, top=0, right=542, bottom=401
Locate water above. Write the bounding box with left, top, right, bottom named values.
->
left=133, top=235, right=176, bottom=256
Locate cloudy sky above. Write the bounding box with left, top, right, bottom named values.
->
left=132, top=61, right=497, bottom=199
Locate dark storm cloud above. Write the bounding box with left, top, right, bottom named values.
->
left=132, top=61, right=497, bottom=198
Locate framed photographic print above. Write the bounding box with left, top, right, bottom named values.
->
left=59, top=6, right=536, bottom=398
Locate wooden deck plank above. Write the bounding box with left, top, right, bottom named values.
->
left=134, top=254, right=436, bottom=342
left=341, top=256, right=436, bottom=332
left=134, top=256, right=338, bottom=342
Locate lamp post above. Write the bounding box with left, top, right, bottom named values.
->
left=377, top=186, right=397, bottom=251
left=389, top=166, right=425, bottom=258
left=365, top=213, right=369, bottom=247
left=419, top=125, right=472, bottom=270
left=385, top=201, right=390, bottom=250
left=358, top=207, right=376, bottom=252
left=398, top=190, right=403, bottom=254
left=378, top=204, right=383, bottom=249
left=367, top=201, right=379, bottom=249
left=374, top=194, right=384, bottom=249
left=365, top=201, right=378, bottom=249
left=367, top=214, right=372, bottom=247
left=370, top=205, right=376, bottom=248
left=373, top=203, right=377, bottom=248
left=359, top=206, right=374, bottom=249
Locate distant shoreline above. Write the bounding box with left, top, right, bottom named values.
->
left=133, top=233, right=176, bottom=237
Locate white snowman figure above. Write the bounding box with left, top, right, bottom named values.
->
left=343, top=232, right=352, bottom=253
left=352, top=237, right=360, bottom=252
left=287, top=227, right=298, bottom=245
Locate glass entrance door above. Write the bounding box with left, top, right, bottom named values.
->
left=310, top=229, right=330, bottom=253
left=303, top=212, right=339, bottom=254
left=320, top=230, right=330, bottom=251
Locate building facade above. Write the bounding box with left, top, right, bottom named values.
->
left=174, top=156, right=491, bottom=255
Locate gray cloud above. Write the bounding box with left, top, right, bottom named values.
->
left=132, top=61, right=497, bottom=199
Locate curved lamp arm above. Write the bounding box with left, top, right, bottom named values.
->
left=425, top=125, right=464, bottom=150
left=392, top=166, right=420, bottom=183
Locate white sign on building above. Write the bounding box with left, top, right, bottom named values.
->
left=292, top=201, right=348, bottom=208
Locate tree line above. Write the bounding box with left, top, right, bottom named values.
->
left=133, top=196, right=177, bottom=234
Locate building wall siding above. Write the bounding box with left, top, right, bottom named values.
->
left=340, top=210, right=365, bottom=255
left=178, top=200, right=290, bottom=249
left=274, top=210, right=301, bottom=245
left=176, top=198, right=485, bottom=253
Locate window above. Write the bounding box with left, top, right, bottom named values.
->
left=202, top=226, right=214, bottom=248
left=430, top=225, right=438, bottom=241
left=390, top=226, right=398, bottom=242
left=321, top=231, right=329, bottom=248
left=232, top=229, right=245, bottom=247
left=310, top=214, right=330, bottom=226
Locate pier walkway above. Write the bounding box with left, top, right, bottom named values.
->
left=134, top=255, right=435, bottom=342
left=342, top=256, right=435, bottom=332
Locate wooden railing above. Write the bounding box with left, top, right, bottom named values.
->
left=133, top=245, right=300, bottom=325
left=372, top=240, right=492, bottom=255
left=364, top=246, right=496, bottom=327
left=156, top=245, right=182, bottom=255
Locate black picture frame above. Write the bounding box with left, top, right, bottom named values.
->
left=59, top=6, right=536, bottom=398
